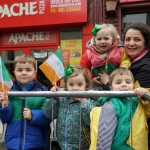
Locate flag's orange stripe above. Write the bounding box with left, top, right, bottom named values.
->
left=0, top=83, right=10, bottom=93
left=39, top=62, right=59, bottom=85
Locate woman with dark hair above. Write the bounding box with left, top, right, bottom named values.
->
left=123, top=22, right=150, bottom=149
left=123, top=22, right=150, bottom=88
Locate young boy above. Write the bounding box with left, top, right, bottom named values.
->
left=0, top=54, right=51, bottom=150
left=90, top=67, right=150, bottom=150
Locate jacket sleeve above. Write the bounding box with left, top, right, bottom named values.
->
left=134, top=81, right=150, bottom=118
left=140, top=100, right=150, bottom=118
left=0, top=104, right=12, bottom=123
left=120, top=48, right=131, bottom=68
left=43, top=98, right=59, bottom=120
left=96, top=102, right=117, bottom=150
left=81, top=98, right=98, bottom=126
left=30, top=97, right=51, bottom=125
left=80, top=50, right=94, bottom=79
left=30, top=109, right=51, bottom=125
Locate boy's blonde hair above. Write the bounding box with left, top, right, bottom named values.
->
left=109, top=68, right=134, bottom=86
left=14, top=54, right=36, bottom=70
left=64, top=66, right=91, bottom=90
left=94, top=24, right=118, bottom=43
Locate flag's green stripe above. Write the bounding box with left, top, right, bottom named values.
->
left=54, top=47, right=63, bottom=62
left=1, top=58, right=11, bottom=81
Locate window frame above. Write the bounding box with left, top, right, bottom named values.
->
left=118, top=1, right=150, bottom=39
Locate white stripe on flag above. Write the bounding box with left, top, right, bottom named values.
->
left=46, top=53, right=64, bottom=78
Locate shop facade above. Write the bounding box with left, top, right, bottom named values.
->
left=1, top=0, right=150, bottom=88
left=0, top=0, right=93, bottom=89
left=102, top=0, right=150, bottom=37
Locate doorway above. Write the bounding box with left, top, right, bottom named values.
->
left=0, top=46, right=57, bottom=90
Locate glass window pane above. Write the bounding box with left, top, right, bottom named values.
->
left=1, top=50, right=24, bottom=81
left=122, top=12, right=150, bottom=28
left=60, top=29, right=82, bottom=40
left=30, top=49, right=54, bottom=89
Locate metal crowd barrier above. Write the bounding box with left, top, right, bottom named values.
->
left=7, top=91, right=150, bottom=100
left=6, top=91, right=150, bottom=150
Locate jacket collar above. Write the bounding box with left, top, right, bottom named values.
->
left=12, top=81, right=34, bottom=91
left=132, top=49, right=149, bottom=63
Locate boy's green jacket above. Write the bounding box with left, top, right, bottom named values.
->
left=0, top=81, right=51, bottom=150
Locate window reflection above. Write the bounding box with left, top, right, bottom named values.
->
left=1, top=50, right=24, bottom=80
left=7, top=51, right=14, bottom=61
left=30, top=49, right=53, bottom=90
left=122, top=13, right=150, bottom=28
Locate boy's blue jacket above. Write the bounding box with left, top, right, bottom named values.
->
left=0, top=81, right=51, bottom=150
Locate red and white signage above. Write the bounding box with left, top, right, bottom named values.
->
left=0, top=0, right=87, bottom=28
left=0, top=30, right=57, bottom=46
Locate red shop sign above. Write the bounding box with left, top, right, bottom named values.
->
left=0, top=30, right=57, bottom=46
left=0, top=0, right=87, bottom=28
left=120, top=0, right=148, bottom=2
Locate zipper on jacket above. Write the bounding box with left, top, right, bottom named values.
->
left=64, top=102, right=70, bottom=150
left=105, top=61, right=108, bottom=73
left=19, top=97, right=25, bottom=150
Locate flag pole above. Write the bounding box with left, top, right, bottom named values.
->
left=0, top=57, right=4, bottom=108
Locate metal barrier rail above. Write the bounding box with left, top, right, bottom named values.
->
left=7, top=91, right=150, bottom=100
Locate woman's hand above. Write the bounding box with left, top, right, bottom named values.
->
left=92, top=76, right=103, bottom=86
left=98, top=69, right=109, bottom=85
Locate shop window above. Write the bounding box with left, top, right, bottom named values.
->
left=122, top=12, right=150, bottom=28
left=60, top=29, right=82, bottom=40
left=30, top=49, right=54, bottom=89
left=60, top=29, right=82, bottom=87
left=1, top=50, right=24, bottom=80
left=60, top=29, right=82, bottom=67
left=7, top=51, right=14, bottom=61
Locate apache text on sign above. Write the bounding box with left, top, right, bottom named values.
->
left=0, top=2, right=38, bottom=18
left=8, top=32, right=50, bottom=45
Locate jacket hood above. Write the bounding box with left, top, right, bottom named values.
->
left=11, top=81, right=48, bottom=91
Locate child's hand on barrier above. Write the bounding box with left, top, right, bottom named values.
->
left=50, top=84, right=59, bottom=92
left=134, top=87, right=149, bottom=98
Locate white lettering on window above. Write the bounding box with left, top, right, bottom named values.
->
left=8, top=31, right=48, bottom=44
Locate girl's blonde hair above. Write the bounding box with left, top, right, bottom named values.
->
left=109, top=68, right=134, bottom=87
left=64, top=66, right=91, bottom=90
left=14, top=54, right=36, bottom=70
left=94, top=23, right=118, bottom=43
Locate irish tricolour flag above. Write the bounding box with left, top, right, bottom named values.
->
left=39, top=46, right=64, bottom=85
left=0, top=57, right=13, bottom=92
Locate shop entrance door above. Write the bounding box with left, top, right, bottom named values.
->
left=0, top=46, right=57, bottom=90
left=28, top=46, right=57, bottom=90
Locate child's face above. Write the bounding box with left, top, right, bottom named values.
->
left=110, top=74, right=134, bottom=91
left=13, top=62, right=36, bottom=87
left=95, top=29, right=114, bottom=54
left=66, top=73, right=86, bottom=91
left=66, top=73, right=86, bottom=100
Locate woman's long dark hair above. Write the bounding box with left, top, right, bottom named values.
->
left=123, top=22, right=150, bottom=49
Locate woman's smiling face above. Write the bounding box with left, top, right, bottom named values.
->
left=124, top=29, right=145, bottom=60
